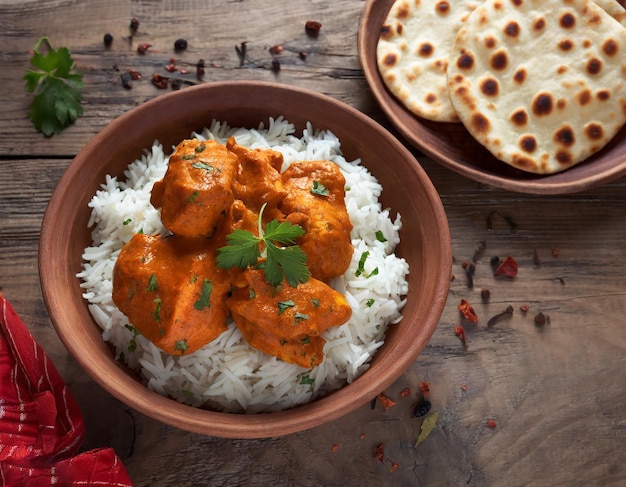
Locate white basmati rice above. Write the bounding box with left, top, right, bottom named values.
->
left=77, top=117, right=410, bottom=413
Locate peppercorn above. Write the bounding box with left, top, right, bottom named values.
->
left=196, top=59, right=205, bottom=80
left=174, top=38, right=188, bottom=51
left=130, top=18, right=140, bottom=34
left=103, top=33, right=113, bottom=47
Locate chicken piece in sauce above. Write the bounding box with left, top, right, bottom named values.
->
left=227, top=269, right=352, bottom=368
left=151, top=139, right=239, bottom=238
left=112, top=233, right=231, bottom=355
left=226, top=138, right=286, bottom=220
left=280, top=160, right=353, bottom=281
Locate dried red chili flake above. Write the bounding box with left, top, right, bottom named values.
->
left=179, top=68, right=189, bottom=74
left=418, top=382, right=431, bottom=394
left=269, top=44, right=283, bottom=55
left=520, top=304, right=529, bottom=313
left=377, top=393, right=396, bottom=410
left=164, top=64, right=178, bottom=72
left=458, top=299, right=478, bottom=323
left=389, top=462, right=400, bottom=473
left=493, top=256, right=518, bottom=278
left=460, top=384, right=468, bottom=391
left=305, top=20, right=322, bottom=35
left=551, top=246, right=560, bottom=258
left=128, top=69, right=142, bottom=80
left=152, top=73, right=169, bottom=89
left=372, top=444, right=385, bottom=463
left=137, top=43, right=152, bottom=54
left=454, top=326, right=468, bottom=348
left=487, top=418, right=497, bottom=428
left=400, top=387, right=411, bottom=397
left=332, top=443, right=340, bottom=452
left=359, top=433, right=366, bottom=440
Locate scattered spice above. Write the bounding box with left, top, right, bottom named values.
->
left=493, top=256, right=518, bottom=278
left=454, top=326, right=468, bottom=349
left=128, top=69, right=142, bottom=80
left=490, top=256, right=501, bottom=272
left=462, top=261, right=475, bottom=288
left=551, top=246, right=560, bottom=258
left=487, top=305, right=514, bottom=327
left=486, top=418, right=497, bottom=428
left=389, top=462, right=400, bottom=473
left=372, top=444, right=385, bottom=463
left=460, top=384, right=468, bottom=391
left=458, top=299, right=478, bottom=323
left=299, top=51, right=308, bottom=61
left=481, top=288, right=491, bottom=302
left=472, top=240, right=487, bottom=263
left=400, top=388, right=411, bottom=397
left=196, top=59, right=205, bottom=80
left=120, top=71, right=133, bottom=89
left=520, top=304, right=529, bottom=313
left=412, top=382, right=432, bottom=417
left=332, top=443, right=340, bottom=452
left=271, top=59, right=281, bottom=72
left=377, top=393, right=396, bottom=411
left=171, top=79, right=182, bottom=90
left=103, top=33, right=113, bottom=47
left=305, top=20, right=323, bottom=36
left=174, top=38, right=188, bottom=51
left=418, top=382, right=431, bottom=395
left=137, top=43, right=151, bottom=54
left=130, top=18, right=140, bottom=34
left=486, top=211, right=517, bottom=232
left=165, top=63, right=178, bottom=73
left=415, top=411, right=439, bottom=447
left=269, top=44, right=283, bottom=55
left=235, top=41, right=248, bottom=66
left=152, top=73, right=169, bottom=89
left=360, top=433, right=366, bottom=440
left=533, top=248, right=541, bottom=267
left=534, top=312, right=547, bottom=326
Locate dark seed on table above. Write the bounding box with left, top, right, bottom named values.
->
left=412, top=400, right=432, bottom=418
left=174, top=38, right=188, bottom=51
left=103, top=33, right=113, bottom=47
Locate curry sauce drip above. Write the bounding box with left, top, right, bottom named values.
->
left=113, top=136, right=354, bottom=366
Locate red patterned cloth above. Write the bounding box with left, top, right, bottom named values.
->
left=0, top=293, right=133, bottom=486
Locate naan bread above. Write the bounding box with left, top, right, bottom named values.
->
left=377, top=0, right=481, bottom=122
left=593, top=0, right=626, bottom=26
left=447, top=0, right=626, bottom=174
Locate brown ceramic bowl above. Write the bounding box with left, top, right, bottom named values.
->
left=39, top=81, right=451, bottom=438
left=358, top=0, right=626, bottom=195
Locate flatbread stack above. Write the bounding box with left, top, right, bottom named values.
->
left=377, top=0, right=626, bottom=175
left=377, top=0, right=483, bottom=122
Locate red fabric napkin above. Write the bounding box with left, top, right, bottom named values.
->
left=0, top=293, right=133, bottom=486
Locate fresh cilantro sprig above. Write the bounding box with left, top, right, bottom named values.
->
left=23, top=36, right=83, bottom=136
left=217, top=204, right=310, bottom=287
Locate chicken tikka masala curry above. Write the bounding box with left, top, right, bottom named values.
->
left=112, top=137, right=354, bottom=368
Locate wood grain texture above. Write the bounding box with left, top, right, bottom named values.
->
left=1, top=0, right=626, bottom=486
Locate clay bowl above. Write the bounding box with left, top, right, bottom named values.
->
left=358, top=0, right=626, bottom=195
left=39, top=80, right=451, bottom=438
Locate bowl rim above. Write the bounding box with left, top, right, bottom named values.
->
left=39, top=80, right=452, bottom=438
left=357, top=0, right=626, bottom=195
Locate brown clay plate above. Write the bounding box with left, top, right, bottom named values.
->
left=358, top=0, right=626, bottom=194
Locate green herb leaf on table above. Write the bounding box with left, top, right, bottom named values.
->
left=415, top=411, right=439, bottom=448
left=216, top=204, right=310, bottom=287
left=23, top=37, right=83, bottom=136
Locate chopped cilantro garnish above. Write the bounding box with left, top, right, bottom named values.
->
left=355, top=251, right=369, bottom=277
left=187, top=190, right=199, bottom=202
left=194, top=144, right=206, bottom=153
left=175, top=339, right=189, bottom=353
left=310, top=298, right=320, bottom=308
left=375, top=230, right=387, bottom=243
left=294, top=313, right=310, bottom=321
left=301, top=336, right=311, bottom=344
left=146, top=274, right=158, bottom=292
left=153, top=298, right=162, bottom=322
left=366, top=298, right=375, bottom=307
left=191, top=161, right=215, bottom=171
left=182, top=154, right=196, bottom=160
left=311, top=181, right=330, bottom=196
left=278, top=300, right=296, bottom=314
left=299, top=374, right=314, bottom=385
left=123, top=218, right=132, bottom=226
left=193, top=279, right=213, bottom=310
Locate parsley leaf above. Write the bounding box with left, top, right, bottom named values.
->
left=194, top=279, right=213, bottom=310
left=23, top=37, right=83, bottom=136
left=311, top=181, right=330, bottom=196
left=217, top=203, right=310, bottom=287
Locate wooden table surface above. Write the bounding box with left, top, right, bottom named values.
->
left=2, top=1, right=626, bottom=486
